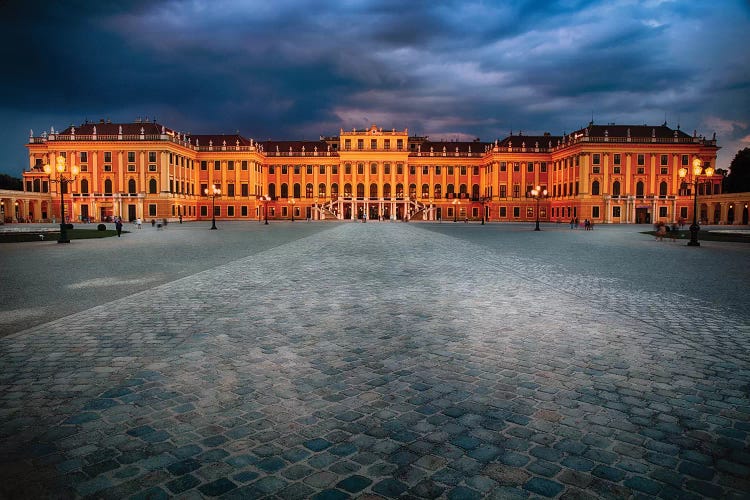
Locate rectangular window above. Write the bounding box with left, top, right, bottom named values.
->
left=660, top=154, right=668, bottom=166
left=128, top=164, right=135, bottom=172
left=104, top=164, right=112, bottom=172
left=592, top=206, right=600, bottom=218
left=282, top=165, right=288, bottom=175
left=513, top=207, right=520, bottom=218
left=201, top=161, right=207, bottom=170
left=242, top=160, right=248, bottom=170
left=80, top=152, right=88, bottom=162
left=513, top=163, right=520, bottom=172
left=269, top=166, right=275, bottom=175
left=593, top=154, right=600, bottom=165
left=149, top=204, right=157, bottom=216
left=397, top=139, right=403, bottom=150
left=228, top=206, right=235, bottom=217
left=241, top=206, right=248, bottom=217
left=614, top=154, right=621, bottom=165
left=214, top=206, right=220, bottom=216
left=613, top=166, right=621, bottom=174
left=540, top=162, right=547, bottom=173
left=512, top=185, right=520, bottom=198
left=200, top=206, right=207, bottom=217
left=422, top=165, right=428, bottom=175
left=661, top=166, right=668, bottom=175
left=680, top=206, right=688, bottom=218
left=241, top=184, right=248, bottom=196
left=228, top=161, right=234, bottom=170
left=371, top=139, right=377, bottom=150
left=104, top=152, right=112, bottom=162
left=214, top=160, right=220, bottom=170
left=500, top=162, right=507, bottom=171
left=637, top=167, right=645, bottom=174
left=384, top=139, right=390, bottom=150
left=357, top=164, right=364, bottom=175
left=613, top=206, right=621, bottom=217
left=319, top=165, right=325, bottom=175
left=397, top=164, right=403, bottom=175
left=448, top=166, right=454, bottom=176
left=127, top=152, right=135, bottom=163
left=345, top=139, right=351, bottom=150
left=659, top=206, right=668, bottom=218
left=637, top=154, right=645, bottom=166
left=294, top=165, right=300, bottom=175
left=372, top=164, right=379, bottom=175
left=527, top=207, right=534, bottom=218
left=149, top=152, right=157, bottom=163
left=149, top=164, right=156, bottom=172
left=461, top=166, right=467, bottom=176
left=227, top=184, right=235, bottom=197
left=500, top=206, right=507, bottom=217
left=307, top=165, right=313, bottom=175
left=472, top=207, right=478, bottom=218
left=682, top=154, right=689, bottom=166
left=499, top=185, right=507, bottom=198
left=593, top=166, right=600, bottom=174
left=332, top=165, right=338, bottom=175
left=410, top=165, right=416, bottom=175
left=357, top=139, right=364, bottom=150
left=79, top=164, right=88, bottom=172
left=435, top=165, right=440, bottom=175
left=527, top=163, right=534, bottom=173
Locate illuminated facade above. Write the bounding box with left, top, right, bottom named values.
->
left=10, top=119, right=748, bottom=226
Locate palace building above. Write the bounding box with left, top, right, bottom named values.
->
left=8, top=118, right=748, bottom=226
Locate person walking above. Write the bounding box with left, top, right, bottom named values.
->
left=115, top=217, right=123, bottom=237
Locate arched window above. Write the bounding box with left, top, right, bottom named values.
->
left=409, top=184, right=417, bottom=199
left=293, top=183, right=301, bottom=198
left=422, top=184, right=430, bottom=198
left=306, top=183, right=313, bottom=198
left=269, top=183, right=276, bottom=198
left=591, top=180, right=600, bottom=195
left=149, top=178, right=157, bottom=194
left=383, top=183, right=391, bottom=198
left=80, top=179, right=89, bottom=194
left=612, top=181, right=621, bottom=197
left=344, top=183, right=352, bottom=196
left=659, top=181, right=668, bottom=197
left=128, top=179, right=136, bottom=194
left=104, top=179, right=113, bottom=195
left=636, top=181, right=644, bottom=197
left=318, top=183, right=326, bottom=197
left=447, top=184, right=455, bottom=196
left=331, top=183, right=339, bottom=198
left=280, top=183, right=288, bottom=198
left=356, top=183, right=365, bottom=198
left=472, top=184, right=480, bottom=199
left=370, top=183, right=378, bottom=198
left=434, top=184, right=442, bottom=199
left=396, top=183, right=404, bottom=198
left=459, top=184, right=467, bottom=196
left=33, top=178, right=41, bottom=192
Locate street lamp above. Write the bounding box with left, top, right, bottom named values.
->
left=44, top=155, right=79, bottom=243
left=453, top=199, right=459, bottom=222
left=204, top=185, right=221, bottom=230
left=530, top=185, right=548, bottom=231
left=289, top=198, right=296, bottom=222
left=679, top=158, right=714, bottom=247
left=259, top=195, right=271, bottom=224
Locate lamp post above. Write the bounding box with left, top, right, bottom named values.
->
left=530, top=185, right=548, bottom=231
left=44, top=155, right=79, bottom=243
left=289, top=198, right=295, bottom=222
left=204, top=185, right=221, bottom=230
left=259, top=195, right=270, bottom=224
left=679, top=158, right=714, bottom=247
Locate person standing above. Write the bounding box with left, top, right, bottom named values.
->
left=115, top=217, right=123, bottom=237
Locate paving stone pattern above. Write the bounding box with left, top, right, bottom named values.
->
left=1, top=223, right=749, bottom=499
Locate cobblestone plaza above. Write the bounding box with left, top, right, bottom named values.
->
left=0, top=222, right=749, bottom=499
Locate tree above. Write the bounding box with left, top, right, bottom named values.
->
left=0, top=174, right=22, bottom=190
left=724, top=148, right=750, bottom=193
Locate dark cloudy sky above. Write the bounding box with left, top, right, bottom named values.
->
left=1, top=0, right=748, bottom=176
